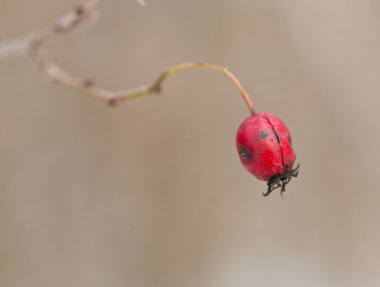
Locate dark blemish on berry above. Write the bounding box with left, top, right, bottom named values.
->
left=239, top=146, right=252, bottom=162
left=259, top=130, right=269, bottom=139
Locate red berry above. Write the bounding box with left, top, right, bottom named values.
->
left=236, top=112, right=299, bottom=196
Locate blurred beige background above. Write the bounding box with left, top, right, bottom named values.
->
left=1, top=0, right=380, bottom=286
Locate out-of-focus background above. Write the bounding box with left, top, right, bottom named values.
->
left=1, top=0, right=380, bottom=286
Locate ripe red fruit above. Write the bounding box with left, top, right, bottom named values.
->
left=236, top=112, right=299, bottom=196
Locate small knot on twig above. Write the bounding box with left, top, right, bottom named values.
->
left=82, top=77, right=95, bottom=88
left=29, top=39, right=43, bottom=51
left=75, top=5, right=85, bottom=16
left=149, top=85, right=162, bottom=94
left=108, top=97, right=122, bottom=107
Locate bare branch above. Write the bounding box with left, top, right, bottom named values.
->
left=0, top=0, right=253, bottom=112
left=0, top=37, right=30, bottom=59
left=0, top=0, right=99, bottom=60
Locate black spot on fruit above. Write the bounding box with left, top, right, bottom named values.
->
left=259, top=130, right=269, bottom=139
left=239, top=146, right=252, bottom=161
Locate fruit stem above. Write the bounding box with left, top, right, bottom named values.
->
left=113, top=62, right=255, bottom=114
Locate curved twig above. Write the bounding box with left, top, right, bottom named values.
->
left=0, top=0, right=254, bottom=113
